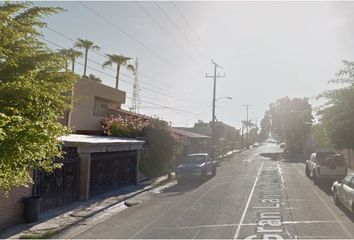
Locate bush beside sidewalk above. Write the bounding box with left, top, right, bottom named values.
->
left=0, top=174, right=175, bottom=239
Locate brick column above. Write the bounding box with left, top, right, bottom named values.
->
left=78, top=153, right=91, bottom=200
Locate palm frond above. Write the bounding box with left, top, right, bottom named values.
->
left=102, top=60, right=112, bottom=68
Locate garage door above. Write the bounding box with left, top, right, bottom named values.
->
left=90, top=151, right=137, bottom=197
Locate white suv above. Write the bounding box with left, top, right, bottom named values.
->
left=305, top=152, right=347, bottom=185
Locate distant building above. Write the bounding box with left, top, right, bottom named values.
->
left=177, top=121, right=241, bottom=150
left=172, top=128, right=211, bottom=157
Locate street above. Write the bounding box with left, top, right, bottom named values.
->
left=70, top=143, right=354, bottom=239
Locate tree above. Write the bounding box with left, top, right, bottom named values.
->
left=74, top=38, right=99, bottom=77
left=318, top=60, right=354, bottom=150
left=311, top=123, right=333, bottom=150
left=59, top=48, right=82, bottom=72
left=88, top=74, right=102, bottom=83
left=259, top=114, right=271, bottom=141
left=102, top=54, right=134, bottom=89
left=0, top=2, right=77, bottom=192
left=66, top=48, right=82, bottom=72
left=261, top=97, right=313, bottom=153
left=58, top=49, right=70, bottom=71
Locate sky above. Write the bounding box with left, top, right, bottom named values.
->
left=34, top=1, right=354, bottom=129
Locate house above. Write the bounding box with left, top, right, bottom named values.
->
left=172, top=128, right=211, bottom=156
left=0, top=78, right=146, bottom=231
left=59, top=77, right=126, bottom=134
left=177, top=121, right=241, bottom=153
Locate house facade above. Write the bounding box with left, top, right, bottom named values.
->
left=0, top=78, right=145, bottom=231
left=65, top=77, right=126, bottom=134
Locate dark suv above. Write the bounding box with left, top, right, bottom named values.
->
left=175, top=153, right=215, bottom=182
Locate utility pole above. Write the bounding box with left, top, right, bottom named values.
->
left=131, top=58, right=140, bottom=113
left=243, top=104, right=252, bottom=149
left=206, top=60, right=225, bottom=169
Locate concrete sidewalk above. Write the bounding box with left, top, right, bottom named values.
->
left=0, top=174, right=174, bottom=239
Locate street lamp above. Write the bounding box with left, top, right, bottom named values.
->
left=216, top=96, right=232, bottom=101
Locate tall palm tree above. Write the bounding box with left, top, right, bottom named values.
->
left=74, top=38, right=100, bottom=77
left=67, top=48, right=82, bottom=72
left=59, top=48, right=83, bottom=73
left=58, top=49, right=70, bottom=71
left=102, top=54, right=134, bottom=89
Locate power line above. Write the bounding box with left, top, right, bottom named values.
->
left=134, top=1, right=201, bottom=66
left=43, top=27, right=191, bottom=102
left=154, top=2, right=209, bottom=65
left=39, top=36, right=200, bottom=118
left=45, top=25, right=198, bottom=101
left=78, top=1, right=175, bottom=68
left=171, top=2, right=206, bottom=49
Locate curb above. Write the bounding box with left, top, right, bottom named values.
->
left=8, top=175, right=175, bottom=239
left=52, top=176, right=174, bottom=238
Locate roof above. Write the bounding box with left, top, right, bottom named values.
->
left=172, top=128, right=210, bottom=139
left=107, top=107, right=152, bottom=120
left=58, top=134, right=144, bottom=145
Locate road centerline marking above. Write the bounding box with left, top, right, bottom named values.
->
left=233, top=162, right=264, bottom=239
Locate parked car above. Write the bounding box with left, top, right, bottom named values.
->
left=175, top=153, right=215, bottom=182
left=332, top=174, right=354, bottom=212
left=305, top=152, right=347, bottom=185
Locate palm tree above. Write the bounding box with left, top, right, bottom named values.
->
left=67, top=48, right=82, bottom=72
left=59, top=48, right=83, bottom=72
left=58, top=49, right=70, bottom=71
left=102, top=54, right=134, bottom=89
left=74, top=38, right=100, bottom=77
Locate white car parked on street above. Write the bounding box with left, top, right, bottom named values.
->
left=332, top=174, right=354, bottom=212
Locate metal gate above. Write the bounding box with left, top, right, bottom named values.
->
left=90, top=151, right=137, bottom=197
left=33, top=147, right=80, bottom=213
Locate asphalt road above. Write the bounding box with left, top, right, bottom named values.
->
left=72, top=143, right=354, bottom=239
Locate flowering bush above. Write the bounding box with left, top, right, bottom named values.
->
left=142, top=118, right=181, bottom=178
left=101, top=115, right=181, bottom=178
left=101, top=115, right=150, bottom=138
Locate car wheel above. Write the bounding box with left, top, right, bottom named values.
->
left=305, top=165, right=310, bottom=178
left=333, top=189, right=339, bottom=205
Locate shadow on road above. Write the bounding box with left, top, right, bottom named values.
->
left=259, top=152, right=306, bottom=163
left=161, top=176, right=214, bottom=195
left=259, top=152, right=283, bottom=161
left=315, top=182, right=333, bottom=196
left=336, top=202, right=354, bottom=222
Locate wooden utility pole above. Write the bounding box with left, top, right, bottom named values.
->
left=243, top=104, right=252, bottom=149
left=206, top=60, right=225, bottom=168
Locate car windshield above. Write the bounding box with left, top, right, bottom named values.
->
left=324, top=155, right=346, bottom=166
left=316, top=152, right=336, bottom=163
left=184, top=155, right=206, bottom=164
left=316, top=152, right=345, bottom=165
